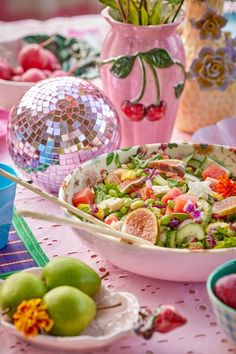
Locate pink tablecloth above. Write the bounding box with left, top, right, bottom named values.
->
left=0, top=15, right=235, bottom=354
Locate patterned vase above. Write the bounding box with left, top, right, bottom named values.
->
left=100, top=8, right=185, bottom=148
left=176, top=0, right=236, bottom=133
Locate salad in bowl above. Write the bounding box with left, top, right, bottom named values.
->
left=59, top=143, right=236, bottom=281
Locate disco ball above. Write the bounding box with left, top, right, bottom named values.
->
left=7, top=77, right=121, bottom=193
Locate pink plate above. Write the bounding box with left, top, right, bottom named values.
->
left=192, top=117, right=236, bottom=146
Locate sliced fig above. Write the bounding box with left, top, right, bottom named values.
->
left=148, top=159, right=186, bottom=177
left=121, top=208, right=158, bottom=243
left=105, top=172, right=121, bottom=185
left=119, top=176, right=146, bottom=193
left=105, top=168, right=131, bottom=185
left=212, top=196, right=236, bottom=216
left=113, top=168, right=128, bottom=177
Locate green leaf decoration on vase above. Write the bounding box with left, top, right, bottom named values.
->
left=110, top=56, right=136, bottom=78
left=101, top=47, right=186, bottom=106
left=143, top=48, right=175, bottom=68
left=174, top=82, right=185, bottom=98
left=100, top=47, right=186, bottom=122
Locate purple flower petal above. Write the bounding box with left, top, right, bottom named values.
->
left=183, top=200, right=195, bottom=213
left=216, top=48, right=227, bottom=57
left=199, top=47, right=214, bottom=60
left=190, top=59, right=202, bottom=78
left=193, top=209, right=203, bottom=222
left=227, top=37, right=236, bottom=62
left=213, top=79, right=229, bottom=91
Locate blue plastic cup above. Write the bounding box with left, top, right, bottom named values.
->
left=0, top=163, right=17, bottom=249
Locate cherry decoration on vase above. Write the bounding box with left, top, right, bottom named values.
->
left=100, top=48, right=186, bottom=122
left=121, top=101, right=146, bottom=121
left=145, top=101, right=167, bottom=121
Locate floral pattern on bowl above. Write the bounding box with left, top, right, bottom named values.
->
left=192, top=117, right=236, bottom=146
left=0, top=268, right=140, bottom=352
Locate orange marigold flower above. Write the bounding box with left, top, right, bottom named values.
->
left=217, top=174, right=236, bottom=197
left=12, top=298, right=53, bottom=337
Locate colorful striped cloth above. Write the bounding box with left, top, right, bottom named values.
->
left=0, top=210, right=48, bottom=279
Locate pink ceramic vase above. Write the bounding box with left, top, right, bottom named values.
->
left=100, top=8, right=185, bottom=148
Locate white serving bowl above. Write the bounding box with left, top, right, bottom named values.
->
left=0, top=39, right=33, bottom=109
left=59, top=143, right=236, bottom=282
left=0, top=79, right=32, bottom=110
left=0, top=268, right=139, bottom=352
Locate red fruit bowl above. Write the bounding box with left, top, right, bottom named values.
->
left=0, top=35, right=99, bottom=110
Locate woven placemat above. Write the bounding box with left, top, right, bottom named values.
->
left=0, top=210, right=49, bottom=279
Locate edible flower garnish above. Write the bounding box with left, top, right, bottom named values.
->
left=183, top=200, right=195, bottom=213
left=13, top=298, right=53, bottom=337
left=217, top=174, right=236, bottom=197
left=192, top=209, right=203, bottom=223
left=183, top=200, right=203, bottom=223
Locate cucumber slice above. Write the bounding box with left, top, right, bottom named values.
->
left=165, top=230, right=177, bottom=248
left=177, top=223, right=205, bottom=245
left=187, top=159, right=201, bottom=169
left=152, top=174, right=168, bottom=186
left=185, top=173, right=201, bottom=182
left=158, top=228, right=168, bottom=244
left=200, top=157, right=231, bottom=176
left=194, top=168, right=203, bottom=178
left=192, top=153, right=208, bottom=162
left=183, top=153, right=194, bottom=163
left=171, top=213, right=191, bottom=222
left=152, top=185, right=170, bottom=196
left=198, top=200, right=212, bottom=226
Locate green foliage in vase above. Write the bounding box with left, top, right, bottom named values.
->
left=99, top=0, right=184, bottom=25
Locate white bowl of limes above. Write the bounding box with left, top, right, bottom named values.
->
left=0, top=258, right=139, bottom=352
